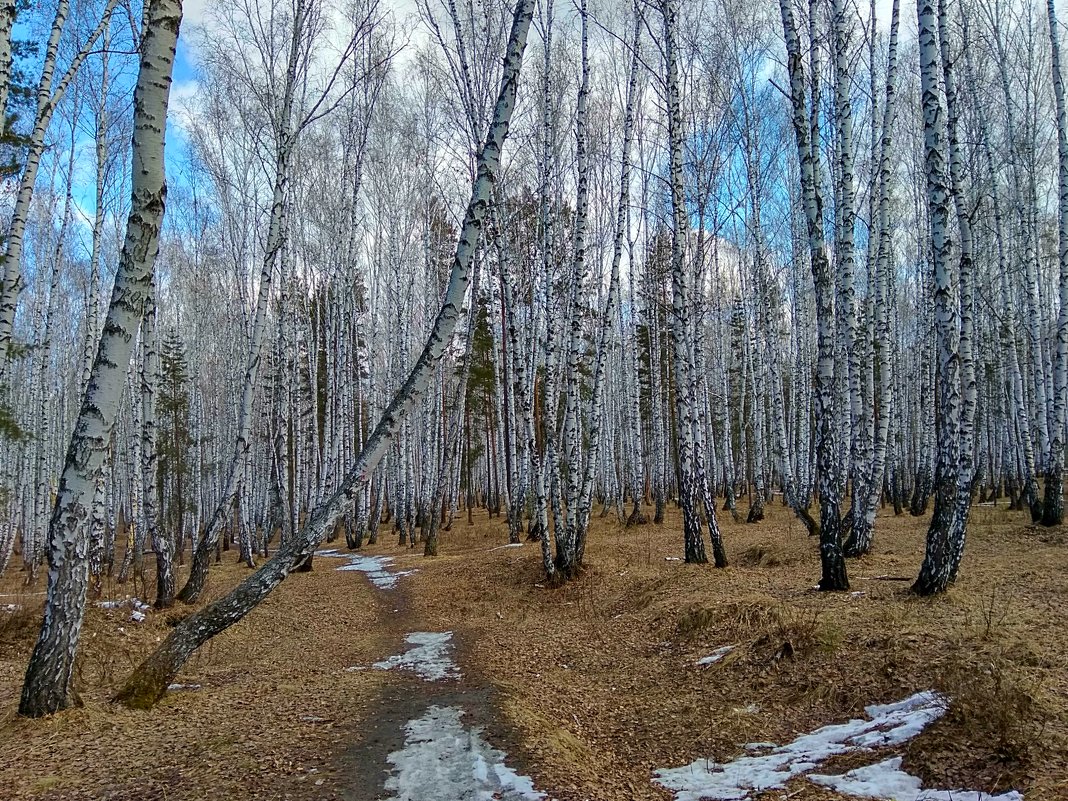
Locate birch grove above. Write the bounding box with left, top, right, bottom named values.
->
left=4, top=0, right=1068, bottom=713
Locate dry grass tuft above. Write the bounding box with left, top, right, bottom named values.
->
left=737, top=542, right=803, bottom=568
left=0, top=604, right=39, bottom=650
left=905, top=645, right=1053, bottom=794
left=677, top=599, right=840, bottom=663
left=942, top=656, right=1044, bottom=763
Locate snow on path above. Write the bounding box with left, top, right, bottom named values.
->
left=384, top=705, right=545, bottom=801
left=371, top=632, right=461, bottom=682
left=318, top=549, right=417, bottom=590
left=654, top=692, right=960, bottom=801
left=809, top=756, right=1023, bottom=800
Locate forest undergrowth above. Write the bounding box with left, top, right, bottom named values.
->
left=0, top=501, right=1064, bottom=800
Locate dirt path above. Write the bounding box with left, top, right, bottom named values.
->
left=320, top=550, right=546, bottom=801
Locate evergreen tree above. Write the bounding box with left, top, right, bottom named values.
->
left=158, top=330, right=192, bottom=558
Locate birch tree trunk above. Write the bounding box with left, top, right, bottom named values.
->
left=18, top=0, right=182, bottom=717
left=913, top=0, right=962, bottom=597
left=663, top=0, right=708, bottom=565
left=780, top=0, right=848, bottom=590
left=0, top=1, right=15, bottom=120
left=845, top=0, right=900, bottom=557
left=1044, top=0, right=1068, bottom=527
left=567, top=0, right=642, bottom=572
left=939, top=0, right=976, bottom=581
left=830, top=0, right=863, bottom=541
left=142, top=283, right=174, bottom=608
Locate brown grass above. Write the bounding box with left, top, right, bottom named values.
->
left=403, top=501, right=1068, bottom=800
left=0, top=554, right=401, bottom=800
left=0, top=501, right=1066, bottom=800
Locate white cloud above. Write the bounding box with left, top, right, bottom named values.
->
left=182, top=0, right=209, bottom=29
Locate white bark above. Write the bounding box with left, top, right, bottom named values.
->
left=663, top=0, right=708, bottom=564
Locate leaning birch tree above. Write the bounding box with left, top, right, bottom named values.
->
left=113, top=0, right=536, bottom=708
left=18, top=0, right=183, bottom=718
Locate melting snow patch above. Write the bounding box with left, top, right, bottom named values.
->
left=336, top=554, right=416, bottom=589
left=2, top=603, right=21, bottom=612
left=654, top=691, right=946, bottom=801
left=809, top=756, right=1023, bottom=800
left=372, top=632, right=461, bottom=681
left=696, top=645, right=736, bottom=667
left=167, top=683, right=201, bottom=692
left=98, top=597, right=150, bottom=622
left=385, top=705, right=544, bottom=801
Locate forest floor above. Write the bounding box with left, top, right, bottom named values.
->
left=0, top=500, right=1065, bottom=800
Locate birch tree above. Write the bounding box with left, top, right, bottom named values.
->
left=1043, top=0, right=1068, bottom=527
left=19, top=0, right=183, bottom=718
left=912, top=0, right=963, bottom=597
left=779, top=0, right=848, bottom=590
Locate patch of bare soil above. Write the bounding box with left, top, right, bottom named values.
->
left=0, top=501, right=1065, bottom=801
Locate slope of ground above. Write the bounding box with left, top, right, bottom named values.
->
left=0, top=501, right=1064, bottom=800
left=0, top=554, right=398, bottom=800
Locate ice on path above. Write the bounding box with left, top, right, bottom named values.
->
left=695, top=645, right=736, bottom=666
left=809, top=756, right=1024, bottom=801
left=654, top=691, right=946, bottom=801
left=372, top=632, right=461, bottom=681
left=384, top=705, right=544, bottom=801
left=318, top=549, right=416, bottom=589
